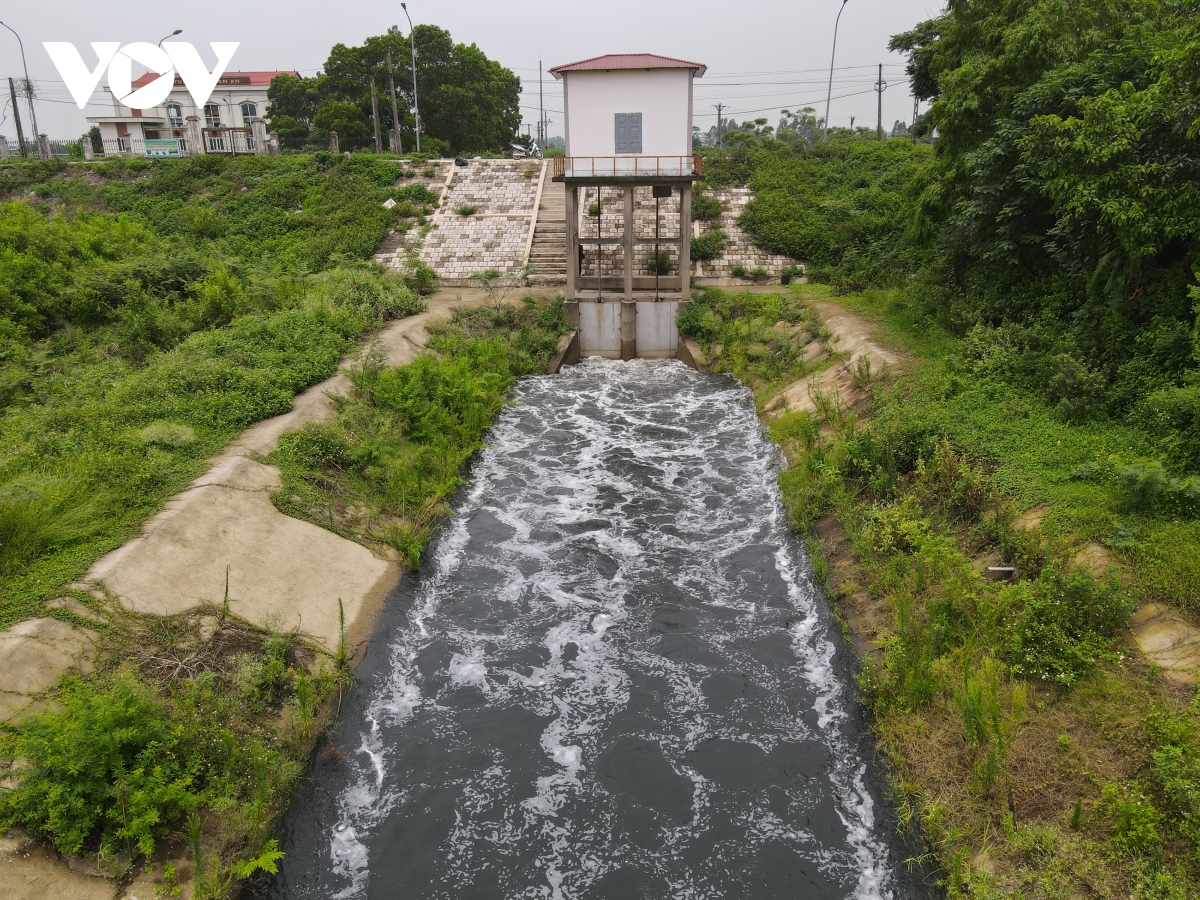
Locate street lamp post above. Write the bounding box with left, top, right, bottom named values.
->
left=0, top=20, right=40, bottom=146
left=401, top=3, right=420, bottom=153
left=158, top=29, right=183, bottom=47
left=821, top=0, right=850, bottom=143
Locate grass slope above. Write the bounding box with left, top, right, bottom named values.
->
left=0, top=155, right=436, bottom=629
left=687, top=284, right=1200, bottom=900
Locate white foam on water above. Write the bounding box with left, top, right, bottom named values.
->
left=312, top=358, right=899, bottom=899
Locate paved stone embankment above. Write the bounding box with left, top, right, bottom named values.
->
left=693, top=186, right=798, bottom=281
left=378, top=159, right=544, bottom=282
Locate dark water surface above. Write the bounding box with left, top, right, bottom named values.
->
left=268, top=359, right=923, bottom=900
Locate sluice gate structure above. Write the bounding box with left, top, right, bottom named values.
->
left=549, top=53, right=706, bottom=363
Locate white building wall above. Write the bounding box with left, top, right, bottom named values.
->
left=92, top=84, right=271, bottom=143
left=564, top=69, right=692, bottom=158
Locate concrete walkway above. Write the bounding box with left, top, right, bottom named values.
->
left=0, top=287, right=519, bottom=727
left=770, top=296, right=905, bottom=416
left=85, top=290, right=512, bottom=652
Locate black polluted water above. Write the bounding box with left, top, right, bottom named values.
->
left=268, top=359, right=926, bottom=900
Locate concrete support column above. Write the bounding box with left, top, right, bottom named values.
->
left=680, top=183, right=693, bottom=301
left=81, top=133, right=94, bottom=160
left=250, top=118, right=269, bottom=156
left=565, top=184, right=578, bottom=300
left=268, top=132, right=280, bottom=155
left=38, top=134, right=51, bottom=160
left=329, top=131, right=339, bottom=154
left=620, top=301, right=637, bottom=361
left=185, top=116, right=205, bottom=155
left=623, top=185, right=635, bottom=302
left=0, top=136, right=10, bottom=160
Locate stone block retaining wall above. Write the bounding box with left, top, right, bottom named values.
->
left=376, top=159, right=542, bottom=281
left=693, top=186, right=799, bottom=279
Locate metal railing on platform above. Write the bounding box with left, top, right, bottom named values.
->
left=551, top=154, right=702, bottom=178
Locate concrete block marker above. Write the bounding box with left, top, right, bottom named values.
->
left=0, top=618, right=97, bottom=723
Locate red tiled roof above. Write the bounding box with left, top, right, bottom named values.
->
left=549, top=54, right=705, bottom=78
left=132, top=70, right=300, bottom=87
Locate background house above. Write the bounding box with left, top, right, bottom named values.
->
left=87, top=70, right=297, bottom=155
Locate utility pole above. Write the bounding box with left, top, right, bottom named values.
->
left=8, top=77, right=26, bottom=157
left=539, top=58, right=545, bottom=146
left=401, top=3, right=420, bottom=153
left=387, top=51, right=402, bottom=154
left=369, top=74, right=382, bottom=153
left=714, top=103, right=724, bottom=149
left=823, top=0, right=850, bottom=143
left=1, top=22, right=39, bottom=146
left=875, top=63, right=887, bottom=140
left=912, top=96, right=919, bottom=144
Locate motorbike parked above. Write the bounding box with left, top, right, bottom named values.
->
left=511, top=138, right=543, bottom=160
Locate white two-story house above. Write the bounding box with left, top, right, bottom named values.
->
left=87, top=70, right=298, bottom=155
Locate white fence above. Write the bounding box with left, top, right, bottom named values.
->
left=1, top=129, right=270, bottom=161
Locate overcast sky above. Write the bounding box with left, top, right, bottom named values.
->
left=2, top=0, right=945, bottom=141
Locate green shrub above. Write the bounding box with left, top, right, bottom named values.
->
left=647, top=249, right=672, bottom=275
left=0, top=673, right=199, bottom=857
left=394, top=183, right=439, bottom=204
left=456, top=204, right=477, bottom=216
left=731, top=265, right=748, bottom=277
left=1138, top=383, right=1200, bottom=468
left=1009, top=568, right=1134, bottom=687
left=691, top=229, right=727, bottom=261
left=691, top=192, right=725, bottom=222
left=676, top=299, right=715, bottom=342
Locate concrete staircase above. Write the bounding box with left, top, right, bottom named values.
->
left=527, top=181, right=567, bottom=284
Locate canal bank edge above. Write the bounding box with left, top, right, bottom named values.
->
left=0, top=288, right=565, bottom=900
left=759, top=291, right=1200, bottom=683
left=740, top=287, right=1200, bottom=895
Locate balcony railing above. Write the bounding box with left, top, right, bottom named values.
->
left=552, top=154, right=702, bottom=179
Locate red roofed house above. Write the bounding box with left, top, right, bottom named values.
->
left=87, top=70, right=299, bottom=157
left=548, top=54, right=705, bottom=359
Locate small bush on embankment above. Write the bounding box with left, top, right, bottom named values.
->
left=0, top=610, right=340, bottom=896
left=0, top=157, right=429, bottom=629
left=271, top=298, right=568, bottom=568
left=702, top=284, right=1200, bottom=899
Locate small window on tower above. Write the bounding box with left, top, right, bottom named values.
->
left=614, top=113, right=643, bottom=154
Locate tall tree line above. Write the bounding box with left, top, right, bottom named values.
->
left=268, top=25, right=521, bottom=156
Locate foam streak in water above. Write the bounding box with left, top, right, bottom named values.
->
left=273, top=359, right=906, bottom=900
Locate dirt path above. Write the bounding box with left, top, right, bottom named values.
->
left=771, top=296, right=906, bottom=416
left=778, top=293, right=1200, bottom=685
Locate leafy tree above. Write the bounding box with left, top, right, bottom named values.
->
left=888, top=0, right=1200, bottom=430
left=268, top=25, right=520, bottom=154
left=777, top=107, right=822, bottom=146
